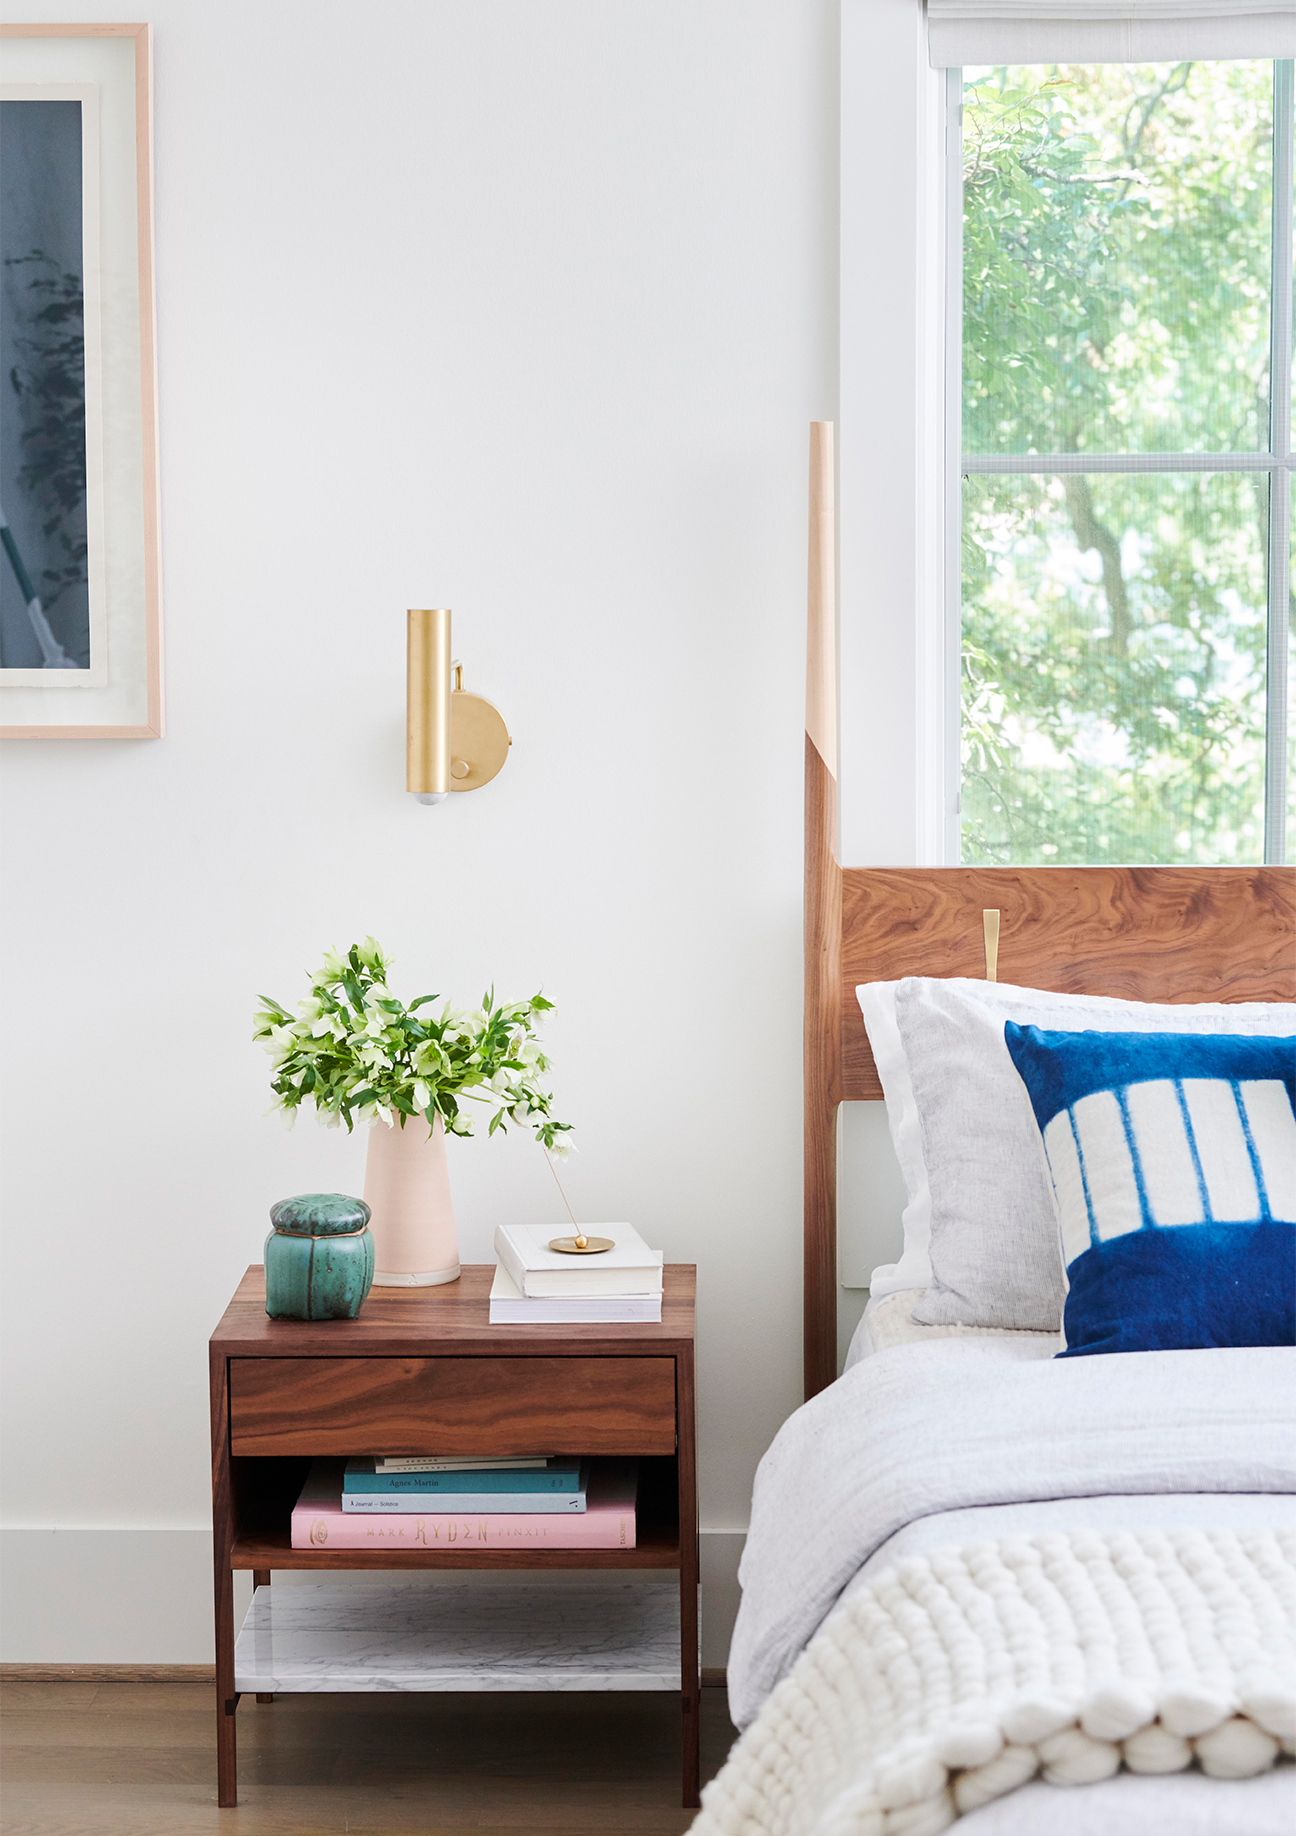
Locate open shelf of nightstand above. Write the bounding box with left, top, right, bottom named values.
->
left=227, top=1452, right=681, bottom=1569
left=233, top=1578, right=691, bottom=1693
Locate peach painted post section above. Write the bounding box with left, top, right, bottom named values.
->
left=806, top=421, right=837, bottom=781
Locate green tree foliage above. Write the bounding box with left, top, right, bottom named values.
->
left=960, top=61, right=1286, bottom=865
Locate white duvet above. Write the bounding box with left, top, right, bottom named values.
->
left=702, top=1338, right=1296, bottom=1835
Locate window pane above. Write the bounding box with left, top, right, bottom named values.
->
left=961, top=471, right=1267, bottom=863
left=963, top=62, right=1273, bottom=455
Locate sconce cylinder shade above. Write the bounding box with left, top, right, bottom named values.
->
left=407, top=608, right=452, bottom=800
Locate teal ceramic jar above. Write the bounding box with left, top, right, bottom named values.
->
left=265, top=1194, right=375, bottom=1320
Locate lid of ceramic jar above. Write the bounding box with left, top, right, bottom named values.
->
left=270, top=1193, right=371, bottom=1236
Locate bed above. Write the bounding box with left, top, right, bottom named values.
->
left=693, top=426, right=1296, bottom=1835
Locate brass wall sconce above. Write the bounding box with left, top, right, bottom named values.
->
left=406, top=608, right=511, bottom=804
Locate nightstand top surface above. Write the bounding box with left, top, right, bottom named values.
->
left=211, top=1263, right=696, bottom=1356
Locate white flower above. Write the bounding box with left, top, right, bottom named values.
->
left=413, top=1083, right=432, bottom=1111
left=259, top=1023, right=295, bottom=1058
left=321, top=946, right=348, bottom=979
left=546, top=1139, right=572, bottom=1162
left=359, top=935, right=392, bottom=973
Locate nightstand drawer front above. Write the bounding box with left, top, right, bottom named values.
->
left=228, top=1356, right=676, bottom=1456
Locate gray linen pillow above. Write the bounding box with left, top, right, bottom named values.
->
left=892, top=978, right=1294, bottom=1331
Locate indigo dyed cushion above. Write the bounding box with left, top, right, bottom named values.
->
left=1003, top=1025, right=1296, bottom=1357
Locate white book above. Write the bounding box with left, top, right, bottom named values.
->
left=489, top=1262, right=663, bottom=1324
left=493, top=1222, right=663, bottom=1298
left=374, top=1455, right=554, bottom=1474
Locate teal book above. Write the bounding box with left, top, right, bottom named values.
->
left=342, top=1457, right=582, bottom=1495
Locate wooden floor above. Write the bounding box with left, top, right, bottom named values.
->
left=0, top=1680, right=738, bottom=1835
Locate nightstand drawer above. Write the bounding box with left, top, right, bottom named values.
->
left=228, top=1356, right=677, bottom=1456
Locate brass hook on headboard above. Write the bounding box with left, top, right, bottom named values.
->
left=983, top=909, right=1000, bottom=982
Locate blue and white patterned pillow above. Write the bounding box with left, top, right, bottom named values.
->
left=1003, top=1026, right=1296, bottom=1357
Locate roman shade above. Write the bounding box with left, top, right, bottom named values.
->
left=927, top=1, right=1296, bottom=65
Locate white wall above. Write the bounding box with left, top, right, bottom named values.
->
left=0, top=0, right=845, bottom=1667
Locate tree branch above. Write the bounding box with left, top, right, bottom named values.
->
left=1063, top=475, right=1131, bottom=654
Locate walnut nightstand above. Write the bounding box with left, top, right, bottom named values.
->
left=209, top=1263, right=699, bottom=1807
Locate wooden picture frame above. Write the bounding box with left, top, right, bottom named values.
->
left=0, top=23, right=162, bottom=738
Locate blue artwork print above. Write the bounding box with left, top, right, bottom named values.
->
left=0, top=98, right=90, bottom=670
left=1004, top=1026, right=1296, bottom=1356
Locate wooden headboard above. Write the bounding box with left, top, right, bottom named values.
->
left=802, top=424, right=1296, bottom=1400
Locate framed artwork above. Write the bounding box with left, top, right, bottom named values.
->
left=0, top=23, right=162, bottom=738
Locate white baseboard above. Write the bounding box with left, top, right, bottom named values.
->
left=0, top=1527, right=746, bottom=1669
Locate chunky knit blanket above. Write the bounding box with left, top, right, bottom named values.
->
left=694, top=1527, right=1296, bottom=1836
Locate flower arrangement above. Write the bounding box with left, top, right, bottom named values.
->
left=253, top=938, right=572, bottom=1156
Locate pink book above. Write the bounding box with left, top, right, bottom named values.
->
left=291, top=1458, right=637, bottom=1551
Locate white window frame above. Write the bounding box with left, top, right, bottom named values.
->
left=944, top=58, right=1295, bottom=866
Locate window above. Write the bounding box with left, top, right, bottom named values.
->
left=953, top=59, right=1294, bottom=865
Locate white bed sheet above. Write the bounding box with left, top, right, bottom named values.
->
left=845, top=1287, right=1062, bottom=1366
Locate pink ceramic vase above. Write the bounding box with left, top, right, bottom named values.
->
left=362, top=1111, right=460, bottom=1286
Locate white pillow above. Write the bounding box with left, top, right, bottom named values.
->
left=856, top=977, right=1295, bottom=1331
left=855, top=982, right=933, bottom=1301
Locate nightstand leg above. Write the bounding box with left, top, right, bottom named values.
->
left=253, top=1571, right=274, bottom=1703
left=214, top=1558, right=238, bottom=1806
left=681, top=1570, right=700, bottom=1808
left=678, top=1345, right=701, bottom=1809
left=210, top=1348, right=238, bottom=1806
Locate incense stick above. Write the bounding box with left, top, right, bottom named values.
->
left=543, top=1148, right=580, bottom=1228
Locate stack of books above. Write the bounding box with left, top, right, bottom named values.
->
left=490, top=1223, right=663, bottom=1323
left=291, top=1455, right=638, bottom=1549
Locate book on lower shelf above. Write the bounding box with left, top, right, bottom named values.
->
left=489, top=1262, right=662, bottom=1324
left=374, top=1455, right=554, bottom=1474
left=292, top=1458, right=638, bottom=1550
left=343, top=1456, right=583, bottom=1494
left=342, top=1460, right=590, bottom=1514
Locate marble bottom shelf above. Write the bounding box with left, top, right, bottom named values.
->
left=234, top=1580, right=685, bottom=1693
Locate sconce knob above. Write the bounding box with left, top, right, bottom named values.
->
left=451, top=758, right=471, bottom=780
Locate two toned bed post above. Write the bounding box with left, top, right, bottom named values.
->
left=804, top=422, right=842, bottom=1402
